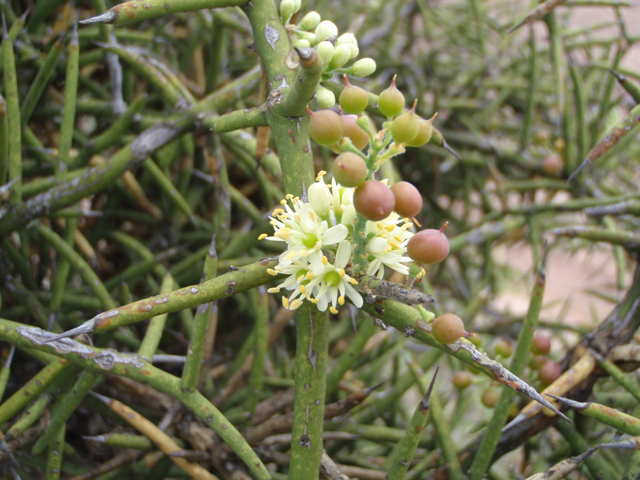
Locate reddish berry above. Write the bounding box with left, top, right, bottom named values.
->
left=308, top=107, right=343, bottom=146
left=390, top=181, right=422, bottom=218
left=407, top=223, right=450, bottom=265
left=481, top=388, right=500, bottom=408
left=531, top=333, right=551, bottom=355
left=431, top=313, right=468, bottom=344
left=452, top=371, right=472, bottom=390
left=333, top=152, right=368, bottom=187
left=353, top=180, right=395, bottom=221
left=541, top=154, right=564, bottom=176
left=538, top=359, right=562, bottom=385
left=331, top=111, right=369, bottom=152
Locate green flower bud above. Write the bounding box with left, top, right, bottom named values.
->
left=378, top=75, right=405, bottom=119
left=293, top=38, right=311, bottom=49
left=298, top=11, right=321, bottom=31
left=316, top=86, right=336, bottom=109
left=337, top=33, right=359, bottom=59
left=280, top=0, right=296, bottom=23
left=328, top=45, right=351, bottom=70
left=296, top=31, right=317, bottom=46
left=349, top=58, right=376, bottom=77
left=292, top=0, right=302, bottom=14
left=315, top=20, right=338, bottom=43
left=308, top=182, right=332, bottom=216
left=316, top=41, right=334, bottom=66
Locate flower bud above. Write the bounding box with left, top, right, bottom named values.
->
left=349, top=58, right=376, bottom=77
left=308, top=182, right=331, bottom=216
left=298, top=11, right=321, bottom=31
left=293, top=38, right=311, bottom=49
left=316, top=86, right=335, bottom=109
left=292, top=0, right=302, bottom=14
left=328, top=45, right=351, bottom=70
left=337, top=33, right=359, bottom=59
left=315, top=20, right=338, bottom=43
left=316, top=41, right=334, bottom=66
left=298, top=31, right=317, bottom=46
left=280, top=0, right=296, bottom=23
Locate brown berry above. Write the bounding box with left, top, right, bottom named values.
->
left=452, top=371, right=472, bottom=390
left=531, top=333, right=551, bottom=355
left=431, top=313, right=467, bottom=344
left=407, top=223, right=450, bottom=265
left=538, top=359, right=562, bottom=385
left=481, top=388, right=500, bottom=408
left=390, top=181, right=422, bottom=218
left=333, top=152, right=368, bottom=187
left=541, top=154, right=564, bottom=176
left=353, top=181, right=395, bottom=221
left=308, top=107, right=343, bottom=146
left=331, top=111, right=369, bottom=152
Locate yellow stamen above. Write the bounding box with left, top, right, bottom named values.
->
left=270, top=221, right=277, bottom=226
left=295, top=214, right=301, bottom=222
left=280, top=199, right=287, bottom=205
left=390, top=241, right=400, bottom=249
left=300, top=285, right=307, bottom=294
left=273, top=208, right=284, bottom=214
left=394, top=235, right=403, bottom=242
left=339, top=269, right=345, bottom=277
left=268, top=287, right=281, bottom=293
left=290, top=299, right=303, bottom=310
left=377, top=222, right=384, bottom=230
left=350, top=278, right=358, bottom=285
left=330, top=306, right=338, bottom=314
left=275, top=229, right=291, bottom=240
left=258, top=233, right=268, bottom=240
left=279, top=214, right=287, bottom=220
left=322, top=256, right=328, bottom=265
left=275, top=265, right=284, bottom=271
left=286, top=194, right=294, bottom=199
left=338, top=296, right=345, bottom=305
left=267, top=269, right=278, bottom=276
left=309, top=210, right=316, bottom=221
left=293, top=197, right=300, bottom=203
left=315, top=170, right=327, bottom=181
left=306, top=272, right=314, bottom=280
left=385, top=225, right=395, bottom=232
left=310, top=298, right=319, bottom=304
left=282, top=297, right=290, bottom=309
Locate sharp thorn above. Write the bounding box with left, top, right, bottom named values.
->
left=566, top=158, right=590, bottom=183
left=44, top=322, right=95, bottom=343
left=89, top=391, right=112, bottom=404
left=79, top=11, right=117, bottom=25
left=546, top=393, right=588, bottom=410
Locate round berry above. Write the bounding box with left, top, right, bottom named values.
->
left=333, top=153, right=368, bottom=187
left=405, top=116, right=435, bottom=147
left=538, top=359, right=562, bottom=385
left=541, top=154, right=564, bottom=176
left=339, top=76, right=369, bottom=115
left=331, top=113, right=369, bottom=152
left=390, top=181, right=422, bottom=218
left=378, top=75, right=405, bottom=119
left=531, top=333, right=551, bottom=355
left=353, top=181, right=395, bottom=221
left=407, top=224, right=450, bottom=265
left=390, top=100, right=419, bottom=144
left=452, top=371, right=472, bottom=390
left=431, top=313, right=467, bottom=344
left=308, top=107, right=343, bottom=146
left=481, top=388, right=500, bottom=408
left=494, top=339, right=513, bottom=358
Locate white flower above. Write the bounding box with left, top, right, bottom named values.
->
left=306, top=240, right=363, bottom=313
left=365, top=212, right=413, bottom=277
left=308, top=181, right=332, bottom=217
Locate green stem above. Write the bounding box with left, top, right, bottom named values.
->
left=3, top=20, right=21, bottom=207
left=57, top=25, right=80, bottom=177
left=44, top=422, right=65, bottom=480
left=138, top=273, right=175, bottom=360
left=246, top=286, right=269, bottom=413
left=430, top=392, right=463, bottom=480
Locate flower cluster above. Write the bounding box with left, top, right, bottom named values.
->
left=260, top=173, right=414, bottom=313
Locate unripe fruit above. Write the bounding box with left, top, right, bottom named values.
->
left=528, top=355, right=545, bottom=371
left=494, top=339, right=513, bottom=358
left=407, top=223, right=450, bottom=265
left=307, top=107, right=343, bottom=146
left=541, top=154, right=564, bottom=176
left=531, top=333, right=551, bottom=355
left=390, top=181, right=422, bottom=218
left=452, top=371, right=472, bottom=390
left=353, top=180, right=395, bottom=221
left=538, top=359, right=562, bottom=385
left=431, top=313, right=468, bottom=344
left=378, top=75, right=405, bottom=119
left=333, top=153, right=368, bottom=187
left=481, top=388, right=500, bottom=408
left=331, top=112, right=369, bottom=153
left=405, top=114, right=435, bottom=147
left=339, top=76, right=369, bottom=115
left=391, top=100, right=419, bottom=144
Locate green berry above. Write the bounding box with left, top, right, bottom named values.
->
left=339, top=76, right=369, bottom=115
left=405, top=114, right=435, bottom=147
left=481, top=388, right=500, bottom=408
left=452, top=371, right=472, bottom=390
left=333, top=153, right=368, bottom=187
left=378, top=75, right=405, bottom=118
left=307, top=107, right=343, bottom=146
left=494, top=339, right=513, bottom=358
left=390, top=181, right=422, bottom=218
left=431, top=313, right=467, bottom=344
left=390, top=100, right=419, bottom=144
left=407, top=223, right=450, bottom=265
left=354, top=180, right=395, bottom=221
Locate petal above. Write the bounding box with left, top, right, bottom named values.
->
left=367, top=237, right=388, bottom=254
left=316, top=295, right=328, bottom=311
left=335, top=240, right=352, bottom=268
left=345, top=284, right=364, bottom=308
left=322, top=224, right=348, bottom=245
